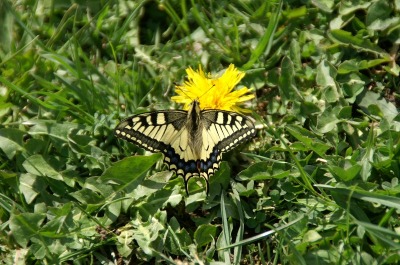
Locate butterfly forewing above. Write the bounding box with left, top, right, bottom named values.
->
left=115, top=110, right=187, bottom=152
left=202, top=110, right=256, bottom=153
left=115, top=100, right=256, bottom=194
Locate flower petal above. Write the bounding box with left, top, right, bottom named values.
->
left=173, top=64, right=254, bottom=113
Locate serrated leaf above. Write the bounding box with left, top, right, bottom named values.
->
left=165, top=221, right=192, bottom=255
left=24, top=120, right=88, bottom=141
left=338, top=58, right=390, bottom=74
left=368, top=17, right=400, bottom=31
left=338, top=1, right=371, bottom=16
left=329, top=29, right=389, bottom=55
left=69, top=187, right=105, bottom=205
left=41, top=203, right=74, bottom=234
left=286, top=125, right=331, bottom=157
left=238, top=162, right=290, bottom=181
left=318, top=185, right=400, bottom=212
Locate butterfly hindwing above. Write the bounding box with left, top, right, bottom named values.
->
left=115, top=100, right=256, bottom=194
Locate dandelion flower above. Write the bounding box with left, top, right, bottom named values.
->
left=172, top=64, right=254, bottom=113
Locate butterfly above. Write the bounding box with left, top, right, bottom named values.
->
left=115, top=100, right=256, bottom=194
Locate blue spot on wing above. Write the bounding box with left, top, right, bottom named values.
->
left=164, top=146, right=220, bottom=174
left=162, top=146, right=221, bottom=194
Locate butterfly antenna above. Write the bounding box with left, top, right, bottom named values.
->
left=174, top=82, right=194, bottom=101
left=198, top=84, right=216, bottom=101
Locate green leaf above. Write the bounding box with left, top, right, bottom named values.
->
left=117, top=228, right=135, bottom=257
left=319, top=185, right=400, bottom=212
left=357, top=220, right=400, bottom=249
left=316, top=60, right=339, bottom=103
left=101, top=154, right=162, bottom=199
left=194, top=224, right=218, bottom=247
left=10, top=213, right=46, bottom=248
left=0, top=128, right=25, bottom=159
left=338, top=58, right=391, bottom=74
left=22, top=155, right=63, bottom=181
left=101, top=154, right=161, bottom=183
left=41, top=203, right=74, bottom=234
left=69, top=185, right=106, bottom=205
left=311, top=0, right=335, bottom=13
left=302, top=230, right=322, bottom=243
left=279, top=56, right=301, bottom=101
left=238, top=162, right=290, bottom=181
left=300, top=101, right=321, bottom=116
left=165, top=217, right=192, bottom=255
left=366, top=0, right=391, bottom=27
left=138, top=187, right=182, bottom=219
left=315, top=106, right=341, bottom=134
left=130, top=211, right=166, bottom=256
left=370, top=17, right=400, bottom=31
left=19, top=173, right=47, bottom=204
left=0, top=76, right=60, bottom=112
left=25, top=120, right=88, bottom=142
left=356, top=90, right=398, bottom=122
left=383, top=62, right=400, bottom=76
left=328, top=162, right=362, bottom=181
left=286, top=125, right=332, bottom=158
left=339, top=73, right=366, bottom=103
left=130, top=171, right=174, bottom=200
left=337, top=1, right=371, bottom=16
left=328, top=29, right=389, bottom=55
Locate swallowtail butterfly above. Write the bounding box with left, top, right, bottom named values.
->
left=115, top=100, right=255, bottom=194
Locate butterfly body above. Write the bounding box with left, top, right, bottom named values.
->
left=115, top=100, right=255, bottom=193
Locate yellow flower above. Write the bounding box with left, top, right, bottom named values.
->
left=171, top=64, right=254, bottom=113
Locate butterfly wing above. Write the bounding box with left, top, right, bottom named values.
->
left=190, top=110, right=256, bottom=190
left=202, top=110, right=256, bottom=153
left=115, top=110, right=188, bottom=153
left=115, top=110, right=203, bottom=191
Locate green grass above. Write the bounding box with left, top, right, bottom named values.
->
left=1, top=0, right=400, bottom=264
